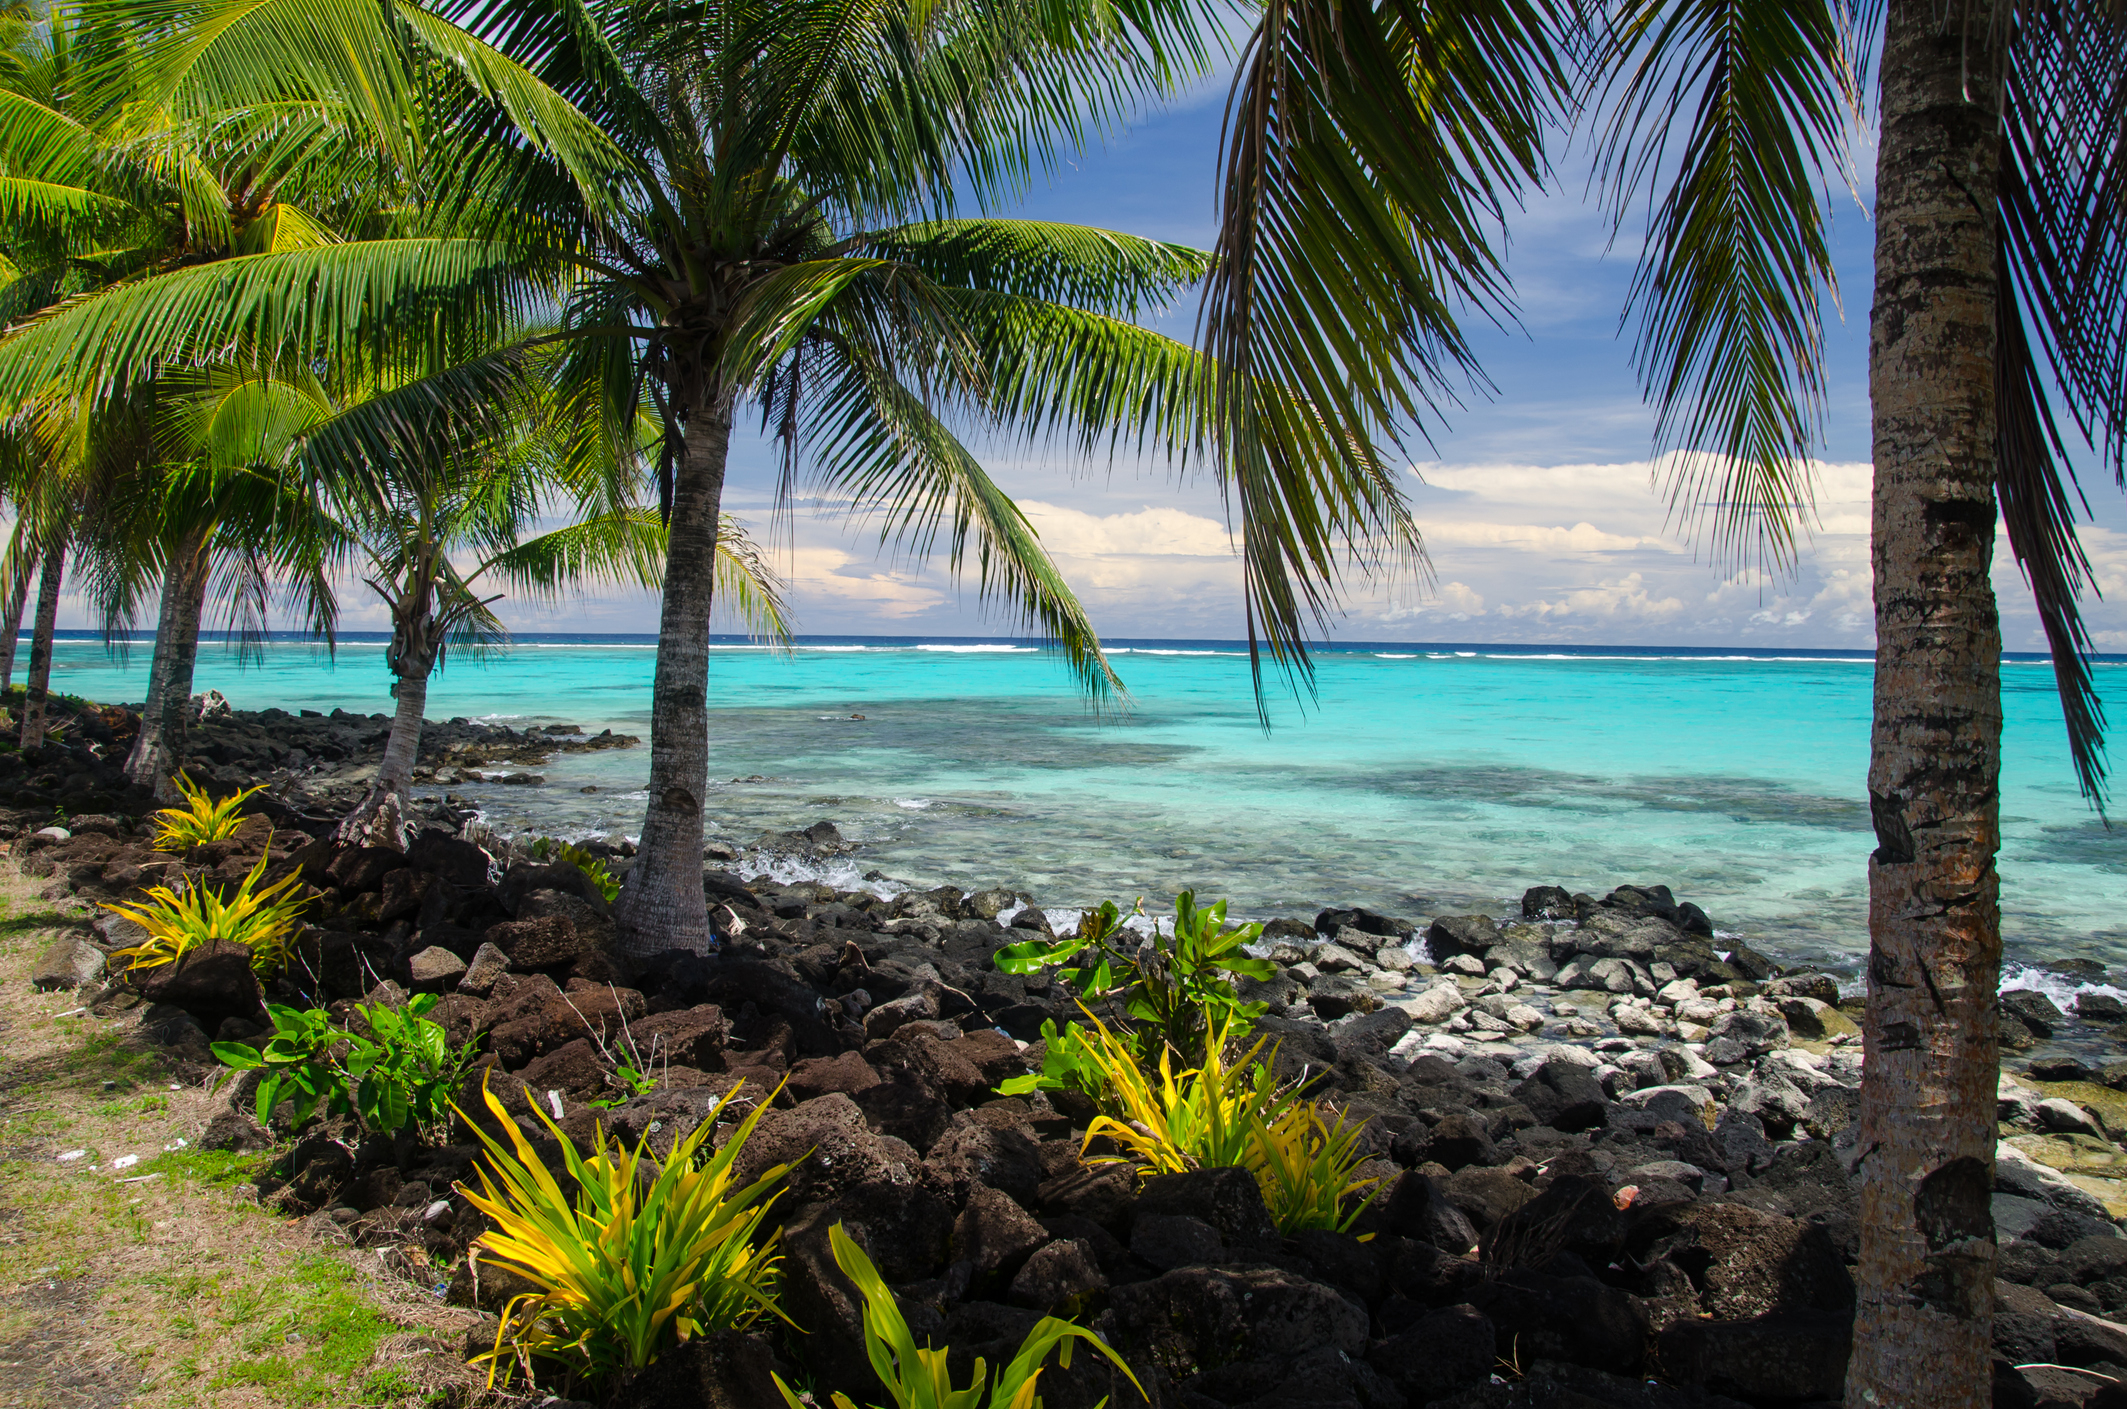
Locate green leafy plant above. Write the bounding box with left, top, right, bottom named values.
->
left=996, top=1016, right=1117, bottom=1107
left=212, top=994, right=478, bottom=1136
left=150, top=771, right=268, bottom=851
left=458, top=1073, right=793, bottom=1387
left=527, top=837, right=622, bottom=904
left=994, top=892, right=1272, bottom=1061
left=103, top=848, right=308, bottom=977
left=1072, top=1006, right=1380, bottom=1237
left=773, top=1221, right=1142, bottom=1409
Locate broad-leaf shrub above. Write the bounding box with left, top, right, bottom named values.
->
left=459, top=1073, right=793, bottom=1387
left=104, top=848, right=308, bottom=976
left=773, top=1221, right=1142, bottom=1409
left=995, top=891, right=1272, bottom=1061
left=150, top=772, right=268, bottom=850
left=211, top=994, right=478, bottom=1136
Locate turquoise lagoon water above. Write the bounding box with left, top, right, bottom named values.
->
left=39, top=632, right=2127, bottom=984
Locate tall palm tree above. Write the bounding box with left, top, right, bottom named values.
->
left=369, top=0, right=1417, bottom=956
left=1207, top=1, right=2124, bottom=1402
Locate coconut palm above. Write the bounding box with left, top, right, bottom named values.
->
left=416, top=0, right=1432, bottom=956
left=163, top=352, right=789, bottom=845
left=1207, top=1, right=2124, bottom=1401
left=0, top=0, right=625, bottom=785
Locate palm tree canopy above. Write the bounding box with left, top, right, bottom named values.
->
left=1209, top=0, right=2126, bottom=803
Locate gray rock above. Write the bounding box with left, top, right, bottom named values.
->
left=1705, top=1008, right=1790, bottom=1063
left=31, top=933, right=105, bottom=991
left=862, top=987, right=939, bottom=1040
left=2038, top=1096, right=2106, bottom=1139
left=1660, top=1311, right=1852, bottom=1403
left=457, top=942, right=510, bottom=997
left=406, top=946, right=468, bottom=993
left=2002, top=988, right=2068, bottom=1038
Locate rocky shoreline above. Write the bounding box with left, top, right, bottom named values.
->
left=15, top=696, right=2127, bottom=1408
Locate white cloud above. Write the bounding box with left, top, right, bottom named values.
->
left=1019, top=502, right=1232, bottom=556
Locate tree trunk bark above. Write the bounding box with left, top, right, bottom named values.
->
left=18, top=534, right=66, bottom=750
left=0, top=543, right=31, bottom=696
left=336, top=623, right=435, bottom=852
left=1849, top=3, right=2006, bottom=1404
left=613, top=382, right=732, bottom=956
left=125, top=524, right=213, bottom=799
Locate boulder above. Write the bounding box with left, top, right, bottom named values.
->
left=1703, top=1008, right=1790, bottom=1065
left=730, top=1092, right=924, bottom=1209
left=1132, top=1213, right=1225, bottom=1271
left=1513, top=1060, right=1608, bottom=1133
left=1109, top=1265, right=1367, bottom=1379
left=406, top=831, right=494, bottom=888
left=1465, top=1268, right=1647, bottom=1376
left=1134, top=1166, right=1280, bottom=1249
left=1644, top=1201, right=1854, bottom=1318
left=406, top=946, right=468, bottom=993
left=1007, top=1238, right=1105, bottom=1312
left=2003, top=989, right=2069, bottom=1039
left=133, top=938, right=263, bottom=1028
left=484, top=915, right=592, bottom=971
left=1424, top=915, right=1500, bottom=962
left=31, top=933, right=105, bottom=990
left=607, top=1329, right=782, bottom=1409
left=456, top=942, right=510, bottom=997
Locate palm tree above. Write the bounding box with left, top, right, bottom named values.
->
left=348, top=0, right=1418, bottom=956
left=0, top=0, right=624, bottom=783
left=1206, top=1, right=2123, bottom=1402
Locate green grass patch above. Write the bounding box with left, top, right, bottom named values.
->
left=208, top=1253, right=398, bottom=1404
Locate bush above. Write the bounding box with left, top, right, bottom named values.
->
left=150, top=771, right=267, bottom=850
left=994, top=891, right=1271, bottom=1061
left=458, top=1073, right=794, bottom=1388
left=773, top=1221, right=1141, bottom=1409
left=1075, top=1005, right=1382, bottom=1236
left=211, top=994, right=479, bottom=1137
left=103, top=847, right=308, bottom=977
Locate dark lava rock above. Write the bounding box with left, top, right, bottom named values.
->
left=1135, top=1166, right=1280, bottom=1249
left=1465, top=1269, right=1646, bottom=1376
left=1109, top=1264, right=1367, bottom=1380
left=1131, top=1213, right=1224, bottom=1272
left=1642, top=1201, right=1854, bottom=1318
left=953, top=1184, right=1050, bottom=1280
left=607, top=1329, right=781, bottom=1409
left=1659, top=1310, right=1851, bottom=1404
left=1513, top=1061, right=1609, bottom=1134
left=2004, top=989, right=2069, bottom=1039
left=1368, top=1303, right=1495, bottom=1400
left=135, top=938, right=264, bottom=1028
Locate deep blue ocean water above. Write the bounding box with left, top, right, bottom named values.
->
left=38, top=631, right=2126, bottom=986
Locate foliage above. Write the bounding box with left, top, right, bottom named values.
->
left=458, top=1073, right=793, bottom=1387
left=211, top=994, right=478, bottom=1136
left=149, top=772, right=267, bottom=850
left=1076, top=1007, right=1276, bottom=1178
left=772, top=1221, right=1143, bottom=1409
left=994, top=892, right=1272, bottom=1060
left=1250, top=1100, right=1384, bottom=1236
left=1074, top=1006, right=1379, bottom=1236
left=527, top=837, right=622, bottom=905
left=996, top=1015, right=1117, bottom=1108
left=103, top=848, right=308, bottom=977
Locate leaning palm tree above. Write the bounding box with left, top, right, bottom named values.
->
left=1207, top=1, right=2124, bottom=1403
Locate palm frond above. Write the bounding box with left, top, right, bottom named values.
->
left=1205, top=0, right=1555, bottom=686
left=860, top=219, right=1210, bottom=320
left=1588, top=0, right=1858, bottom=571
left=713, top=512, right=791, bottom=648
left=804, top=335, right=1121, bottom=701
left=0, top=239, right=540, bottom=401
left=472, top=506, right=665, bottom=602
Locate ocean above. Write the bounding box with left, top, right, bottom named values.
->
left=38, top=631, right=2126, bottom=992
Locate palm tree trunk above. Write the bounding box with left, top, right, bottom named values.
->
left=613, top=382, right=732, bottom=957
left=0, top=544, right=31, bottom=697
left=1848, top=3, right=2006, bottom=1404
left=336, top=647, right=435, bottom=851
left=18, top=534, right=66, bottom=750
left=124, top=524, right=213, bottom=798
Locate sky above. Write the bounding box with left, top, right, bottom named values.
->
left=55, top=56, right=2127, bottom=652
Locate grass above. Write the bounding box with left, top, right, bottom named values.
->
left=0, top=861, right=479, bottom=1407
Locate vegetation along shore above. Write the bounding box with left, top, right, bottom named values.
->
left=7, top=694, right=2127, bottom=1409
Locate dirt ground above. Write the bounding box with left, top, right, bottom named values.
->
left=0, top=864, right=483, bottom=1408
